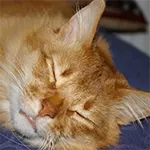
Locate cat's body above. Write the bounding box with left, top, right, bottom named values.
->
left=0, top=0, right=150, bottom=150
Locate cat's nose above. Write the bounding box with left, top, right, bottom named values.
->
left=38, top=99, right=57, bottom=119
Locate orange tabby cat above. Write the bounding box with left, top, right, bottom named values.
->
left=0, top=0, right=150, bottom=150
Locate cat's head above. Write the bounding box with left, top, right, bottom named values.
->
left=8, top=0, right=150, bottom=149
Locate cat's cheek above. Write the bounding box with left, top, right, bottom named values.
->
left=36, top=116, right=54, bottom=136
left=13, top=113, right=37, bottom=137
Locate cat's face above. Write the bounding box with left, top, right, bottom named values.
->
left=8, top=0, right=150, bottom=150
left=12, top=44, right=120, bottom=150
left=12, top=32, right=116, bottom=150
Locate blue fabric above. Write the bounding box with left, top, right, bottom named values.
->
left=0, top=33, right=150, bottom=150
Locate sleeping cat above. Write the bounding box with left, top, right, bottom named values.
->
left=0, top=0, right=150, bottom=150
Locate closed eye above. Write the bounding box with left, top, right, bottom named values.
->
left=67, top=110, right=96, bottom=129
left=61, top=69, right=72, bottom=77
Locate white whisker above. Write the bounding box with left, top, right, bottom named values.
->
left=11, top=131, right=32, bottom=150
left=0, top=132, right=30, bottom=148
left=60, top=137, right=68, bottom=150
left=0, top=63, right=24, bottom=92
left=124, top=101, right=143, bottom=127
left=5, top=57, right=26, bottom=85
left=38, top=126, right=49, bottom=150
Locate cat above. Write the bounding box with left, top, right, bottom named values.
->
left=0, top=0, right=150, bottom=150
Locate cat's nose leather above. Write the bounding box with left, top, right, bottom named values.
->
left=38, top=94, right=63, bottom=119
left=38, top=99, right=57, bottom=119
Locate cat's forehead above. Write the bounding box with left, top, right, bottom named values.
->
left=23, top=28, right=116, bottom=91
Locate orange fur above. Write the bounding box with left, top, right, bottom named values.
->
left=0, top=0, right=150, bottom=150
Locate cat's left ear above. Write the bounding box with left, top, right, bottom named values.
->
left=112, top=89, right=150, bottom=125
left=59, top=0, right=105, bottom=47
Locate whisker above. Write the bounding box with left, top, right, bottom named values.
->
left=52, top=136, right=56, bottom=150
left=48, top=136, right=52, bottom=150
left=5, top=57, right=26, bottom=86
left=124, top=101, right=143, bottom=127
left=0, top=132, right=30, bottom=148
left=0, top=63, right=24, bottom=92
left=38, top=127, right=49, bottom=150
left=42, top=135, right=49, bottom=150
left=38, top=137, right=47, bottom=150
left=11, top=131, right=32, bottom=150
left=0, top=79, right=22, bottom=93
left=48, top=141, right=53, bottom=150
left=60, top=137, right=68, bottom=150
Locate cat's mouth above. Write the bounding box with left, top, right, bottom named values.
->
left=19, top=110, right=37, bottom=133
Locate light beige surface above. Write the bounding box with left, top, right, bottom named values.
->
left=117, top=0, right=150, bottom=56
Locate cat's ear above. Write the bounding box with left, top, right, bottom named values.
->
left=112, top=89, right=150, bottom=125
left=59, top=0, right=105, bottom=47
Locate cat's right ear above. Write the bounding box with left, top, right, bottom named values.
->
left=59, top=0, right=105, bottom=48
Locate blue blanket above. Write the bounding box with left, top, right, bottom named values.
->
left=0, top=33, right=150, bottom=150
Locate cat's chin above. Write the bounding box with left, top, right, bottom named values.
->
left=16, top=122, right=53, bottom=149
left=23, top=136, right=45, bottom=148
left=15, top=131, right=45, bottom=148
left=13, top=111, right=38, bottom=138
left=13, top=115, right=51, bottom=149
left=13, top=110, right=53, bottom=139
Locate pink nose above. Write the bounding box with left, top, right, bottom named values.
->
left=38, top=99, right=57, bottom=119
